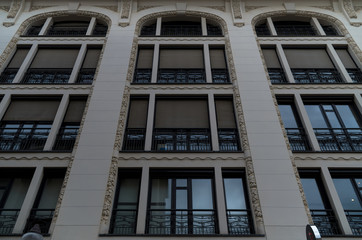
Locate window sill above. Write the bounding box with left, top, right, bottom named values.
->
left=100, top=234, right=265, bottom=237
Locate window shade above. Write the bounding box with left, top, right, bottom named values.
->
left=154, top=99, right=209, bottom=128
left=127, top=99, right=149, bottom=128
left=81, top=48, right=101, bottom=68
left=137, top=49, right=154, bottom=69
left=335, top=49, right=357, bottom=69
left=30, top=48, right=80, bottom=68
left=210, top=49, right=226, bottom=69
left=3, top=99, right=60, bottom=121
left=159, top=49, right=204, bottom=68
left=284, top=49, right=334, bottom=68
left=63, top=99, right=87, bottom=122
left=7, top=48, right=30, bottom=68
left=215, top=99, right=236, bottom=128
left=262, top=49, right=281, bottom=68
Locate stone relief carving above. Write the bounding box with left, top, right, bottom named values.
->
left=0, top=6, right=10, bottom=12
left=272, top=84, right=362, bottom=90
left=245, top=6, right=266, bottom=12
left=121, top=0, right=131, bottom=19
left=101, top=157, right=118, bottom=223
left=0, top=155, right=70, bottom=161
left=231, top=0, right=242, bottom=19
left=118, top=155, right=245, bottom=161
left=99, top=5, right=119, bottom=12
left=7, top=0, right=23, bottom=18
left=208, top=6, right=226, bottom=12
left=137, top=5, right=160, bottom=12
left=294, top=155, right=362, bottom=161
left=29, top=6, right=53, bottom=11
left=343, top=0, right=357, bottom=18
left=311, top=6, right=334, bottom=11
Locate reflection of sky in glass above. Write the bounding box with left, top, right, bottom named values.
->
left=279, top=105, right=298, bottom=128
left=333, top=178, right=362, bottom=210
left=336, top=105, right=360, bottom=128
left=176, top=189, right=187, bottom=209
left=192, top=179, right=213, bottom=209
left=223, top=178, right=246, bottom=209
left=325, top=112, right=341, bottom=128
left=305, top=105, right=328, bottom=128
left=300, top=178, right=325, bottom=210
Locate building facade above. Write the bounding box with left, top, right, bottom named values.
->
left=0, top=0, right=361, bottom=240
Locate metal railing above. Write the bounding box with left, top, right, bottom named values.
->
left=285, top=128, right=310, bottom=152
left=109, top=210, right=137, bottom=235
left=347, top=69, right=362, bottom=83
left=0, top=68, right=18, bottom=83
left=22, top=68, right=72, bottom=84
left=212, top=69, right=230, bottom=83
left=152, top=129, right=211, bottom=152
left=268, top=68, right=287, bottom=83
left=345, top=210, right=362, bottom=235
left=25, top=26, right=42, bottom=36
left=133, top=69, right=152, bottom=83
left=314, top=128, right=362, bottom=152
left=161, top=25, right=202, bottom=36
left=218, top=129, right=241, bottom=152
left=255, top=24, right=271, bottom=36
left=24, top=209, right=54, bottom=234
left=77, top=68, right=96, bottom=84
left=158, top=69, right=206, bottom=83
left=207, top=25, right=223, bottom=36
left=310, top=209, right=340, bottom=236
left=53, top=126, right=79, bottom=151
left=146, top=209, right=217, bottom=235
left=140, top=25, right=156, bottom=36
left=122, top=128, right=146, bottom=151
left=0, top=209, right=20, bottom=235
left=292, top=69, right=343, bottom=83
left=275, top=25, right=317, bottom=36
left=226, top=210, right=253, bottom=235
left=46, top=26, right=88, bottom=36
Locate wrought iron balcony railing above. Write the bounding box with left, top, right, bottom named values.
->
left=347, top=69, right=362, bottom=83
left=77, top=68, right=96, bottom=84
left=109, top=210, right=137, bottom=235
left=207, top=25, right=223, bottom=36
left=255, top=24, right=271, bottom=36
left=53, top=125, right=79, bottom=151
left=275, top=25, right=317, bottom=36
left=140, top=24, right=156, bottom=36
left=0, top=209, right=20, bottom=235
left=25, top=26, right=42, bottom=36
left=310, top=209, right=340, bottom=236
left=268, top=68, right=287, bottom=83
left=158, top=69, right=206, bottom=84
left=146, top=209, right=217, bottom=235
left=227, top=210, right=254, bottom=235
left=345, top=210, right=362, bottom=235
left=285, top=128, right=310, bottom=152
left=0, top=68, right=18, bottom=83
left=24, top=209, right=54, bottom=234
left=218, top=129, right=241, bottom=152
left=133, top=69, right=152, bottom=83
left=161, top=25, right=202, bottom=36
left=212, top=69, right=230, bottom=83
left=22, top=68, right=72, bottom=84
left=152, top=129, right=211, bottom=152
left=46, top=26, right=88, bottom=36
left=314, top=128, right=362, bottom=152
left=292, top=69, right=343, bottom=84
left=123, top=128, right=146, bottom=151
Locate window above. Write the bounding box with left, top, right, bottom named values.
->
left=274, top=21, right=316, bottom=36
left=133, top=47, right=153, bottom=83
left=24, top=168, right=65, bottom=234
left=304, top=101, right=362, bottom=152
left=209, top=48, right=229, bottom=83
left=0, top=169, right=33, bottom=235
left=331, top=170, right=362, bottom=235
left=147, top=169, right=217, bottom=235
left=223, top=170, right=253, bottom=235
left=335, top=48, right=362, bottom=83
left=299, top=170, right=340, bottom=236
left=262, top=47, right=286, bottom=83
left=109, top=169, right=141, bottom=235
left=0, top=46, right=30, bottom=84
left=77, top=46, right=102, bottom=84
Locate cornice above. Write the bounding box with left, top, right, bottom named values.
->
left=271, top=84, right=362, bottom=90
left=0, top=155, right=71, bottom=161
left=0, top=84, right=93, bottom=90
left=294, top=155, right=362, bottom=161
left=118, top=155, right=246, bottom=161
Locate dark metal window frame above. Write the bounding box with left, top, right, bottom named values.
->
left=52, top=123, right=80, bottom=151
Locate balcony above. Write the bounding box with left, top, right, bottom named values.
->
left=46, top=26, right=88, bottom=36
left=122, top=128, right=146, bottom=151
left=53, top=125, right=79, bottom=151
left=347, top=69, right=362, bottom=83
left=133, top=69, right=152, bottom=83
left=255, top=24, right=271, bottom=36
left=212, top=69, right=230, bottom=83
left=268, top=68, right=287, bottom=83
left=152, top=129, right=211, bottom=152
left=310, top=209, right=340, bottom=236
left=146, top=209, right=217, bottom=235
left=227, top=210, right=253, bottom=235
left=275, top=24, right=316, bottom=36
left=0, top=68, right=18, bottom=83
left=158, top=69, right=206, bottom=84
left=292, top=69, right=343, bottom=83
left=24, top=209, right=54, bottom=234
left=345, top=210, right=362, bottom=235
left=314, top=128, right=362, bottom=152
left=109, top=210, right=137, bottom=235
left=22, top=69, right=72, bottom=84
left=161, top=24, right=202, bottom=36
left=218, top=129, right=241, bottom=152
left=285, top=128, right=310, bottom=152
left=77, top=68, right=96, bottom=84
left=0, top=209, right=19, bottom=235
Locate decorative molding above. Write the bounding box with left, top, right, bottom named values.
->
left=246, top=157, right=264, bottom=224
left=0, top=155, right=71, bottom=161
left=130, top=85, right=234, bottom=91
left=343, top=0, right=357, bottom=18
left=101, top=157, right=118, bottom=223
left=0, top=85, right=93, bottom=90
left=0, top=6, right=10, bottom=12
left=137, top=5, right=160, bottom=12
left=208, top=6, right=226, bottom=12
left=7, top=0, right=23, bottom=18
left=99, top=5, right=119, bottom=12
left=294, top=155, right=362, bottom=161
left=120, top=0, right=131, bottom=19
left=258, top=36, right=346, bottom=41
left=355, top=6, right=362, bottom=11
left=19, top=36, right=106, bottom=41
left=311, top=6, right=334, bottom=11
left=245, top=6, right=266, bottom=12
left=29, top=6, right=53, bottom=11
left=271, top=84, right=362, bottom=90
left=231, top=0, right=242, bottom=19
left=118, top=155, right=245, bottom=161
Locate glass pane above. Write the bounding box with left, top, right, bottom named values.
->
left=279, top=105, right=298, bottom=128
left=336, top=105, right=360, bottom=128
left=117, top=178, right=140, bottom=209
left=151, top=179, right=171, bottom=209
left=37, top=178, right=63, bottom=209
left=0, top=178, right=11, bottom=187
left=355, top=179, right=362, bottom=189
left=300, top=178, right=326, bottom=210
left=3, top=178, right=31, bottom=209
left=176, top=179, right=187, bottom=187
left=176, top=189, right=187, bottom=209
left=333, top=178, right=362, bottom=210
left=192, top=179, right=213, bottom=209
left=223, top=178, right=247, bottom=209
left=305, top=105, right=328, bottom=128
left=325, top=112, right=341, bottom=128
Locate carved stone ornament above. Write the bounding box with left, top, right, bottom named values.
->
left=7, top=0, right=23, bottom=18
left=343, top=0, right=358, bottom=18
left=0, top=6, right=10, bottom=12
left=231, top=0, right=242, bottom=19
left=29, top=6, right=53, bottom=11
left=121, top=0, right=131, bottom=19
left=101, top=157, right=118, bottom=223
